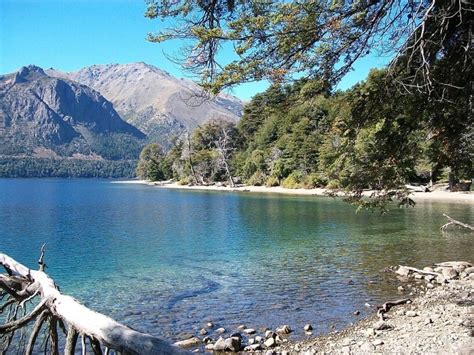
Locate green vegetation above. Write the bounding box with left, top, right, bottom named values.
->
left=0, top=158, right=137, bottom=178
left=138, top=68, right=472, bottom=210
left=143, top=0, right=472, bottom=209
left=136, top=143, right=167, bottom=181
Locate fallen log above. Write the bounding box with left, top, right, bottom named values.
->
left=0, top=249, right=186, bottom=354
left=398, top=265, right=441, bottom=277
left=441, top=214, right=474, bottom=231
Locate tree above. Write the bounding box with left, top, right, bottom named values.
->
left=136, top=143, right=166, bottom=181
left=0, top=250, right=182, bottom=354
left=146, top=0, right=472, bottom=99
left=190, top=119, right=240, bottom=185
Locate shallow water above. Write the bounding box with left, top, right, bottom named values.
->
left=0, top=179, right=472, bottom=341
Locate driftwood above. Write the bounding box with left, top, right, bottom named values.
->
left=0, top=248, right=186, bottom=354
left=441, top=214, right=474, bottom=231
left=376, top=299, right=411, bottom=321
left=398, top=265, right=440, bottom=277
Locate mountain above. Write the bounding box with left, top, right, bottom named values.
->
left=47, top=62, right=243, bottom=144
left=0, top=65, right=146, bottom=177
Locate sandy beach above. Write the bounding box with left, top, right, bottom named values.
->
left=113, top=180, right=474, bottom=204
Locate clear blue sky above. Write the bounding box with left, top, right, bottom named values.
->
left=0, top=0, right=389, bottom=101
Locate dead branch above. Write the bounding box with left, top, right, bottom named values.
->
left=441, top=214, right=474, bottom=231
left=25, top=309, right=49, bottom=355
left=376, top=298, right=411, bottom=321
left=398, top=265, right=440, bottom=277
left=0, top=250, right=186, bottom=354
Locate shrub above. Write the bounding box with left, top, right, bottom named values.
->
left=265, top=176, right=280, bottom=187
left=303, top=173, right=327, bottom=188
left=281, top=171, right=304, bottom=189
left=247, top=171, right=266, bottom=186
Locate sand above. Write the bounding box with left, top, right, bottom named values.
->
left=112, top=180, right=474, bottom=204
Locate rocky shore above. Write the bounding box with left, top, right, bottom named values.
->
left=174, top=261, right=474, bottom=354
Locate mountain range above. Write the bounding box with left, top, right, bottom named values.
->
left=47, top=62, right=242, bottom=144
left=0, top=63, right=243, bottom=177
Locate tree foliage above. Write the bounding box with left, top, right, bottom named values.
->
left=146, top=0, right=472, bottom=98
left=136, top=143, right=167, bottom=181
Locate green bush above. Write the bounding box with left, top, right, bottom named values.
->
left=281, top=171, right=304, bottom=189
left=247, top=171, right=266, bottom=186
left=178, top=177, right=192, bottom=185
left=265, top=176, right=280, bottom=187
left=303, top=173, right=327, bottom=188
left=326, top=179, right=341, bottom=189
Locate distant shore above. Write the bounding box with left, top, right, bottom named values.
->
left=113, top=180, right=474, bottom=203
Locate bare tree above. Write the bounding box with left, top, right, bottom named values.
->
left=214, top=126, right=236, bottom=187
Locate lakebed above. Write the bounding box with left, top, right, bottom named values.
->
left=1, top=178, right=473, bottom=352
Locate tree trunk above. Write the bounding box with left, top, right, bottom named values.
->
left=0, top=252, right=186, bottom=355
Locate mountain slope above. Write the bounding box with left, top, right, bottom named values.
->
left=47, top=63, right=243, bottom=144
left=0, top=65, right=145, bottom=161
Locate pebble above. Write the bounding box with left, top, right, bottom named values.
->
left=243, top=328, right=256, bottom=335
left=372, top=339, right=384, bottom=346
left=213, top=337, right=226, bottom=351
left=398, top=286, right=405, bottom=292
left=365, top=328, right=376, bottom=337
left=406, top=311, right=418, bottom=317
left=204, top=344, right=214, bottom=351
left=199, top=328, right=207, bottom=336
left=173, top=337, right=202, bottom=348
left=304, top=324, right=313, bottom=331
left=206, top=322, right=214, bottom=328
left=224, top=336, right=241, bottom=352
left=203, top=336, right=213, bottom=344
left=255, top=336, right=263, bottom=343
left=353, top=310, right=360, bottom=315
left=374, top=321, right=393, bottom=331
left=276, top=325, right=292, bottom=335
left=264, top=337, right=276, bottom=348
left=216, top=327, right=226, bottom=334
left=265, top=330, right=274, bottom=339
left=427, top=283, right=435, bottom=289
left=396, top=266, right=410, bottom=277
left=245, top=344, right=262, bottom=351
left=237, top=324, right=246, bottom=331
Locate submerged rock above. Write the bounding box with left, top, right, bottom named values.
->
left=276, top=325, right=292, bottom=335
left=174, top=336, right=202, bottom=348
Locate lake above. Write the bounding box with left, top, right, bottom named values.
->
left=0, top=179, right=472, bottom=342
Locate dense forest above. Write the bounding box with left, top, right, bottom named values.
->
left=0, top=158, right=137, bottom=178
left=137, top=68, right=472, bottom=207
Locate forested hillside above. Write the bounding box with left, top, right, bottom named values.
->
left=137, top=69, right=472, bottom=207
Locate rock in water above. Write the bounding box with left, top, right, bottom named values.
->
left=442, top=268, right=458, bottom=279
left=396, top=266, right=410, bottom=277
left=276, top=325, right=292, bottom=335
left=264, top=337, right=276, bottom=348
left=225, top=336, right=241, bottom=352
left=174, top=337, right=202, bottom=348
left=243, top=328, right=256, bottom=335
left=304, top=324, right=313, bottom=331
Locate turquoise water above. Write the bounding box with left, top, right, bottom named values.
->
left=0, top=179, right=473, bottom=341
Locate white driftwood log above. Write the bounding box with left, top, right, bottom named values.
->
left=0, top=251, right=187, bottom=354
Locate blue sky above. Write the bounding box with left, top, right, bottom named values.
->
left=0, top=0, right=390, bottom=101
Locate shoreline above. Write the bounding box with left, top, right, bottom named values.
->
left=173, top=262, right=474, bottom=354
left=113, top=180, right=474, bottom=204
